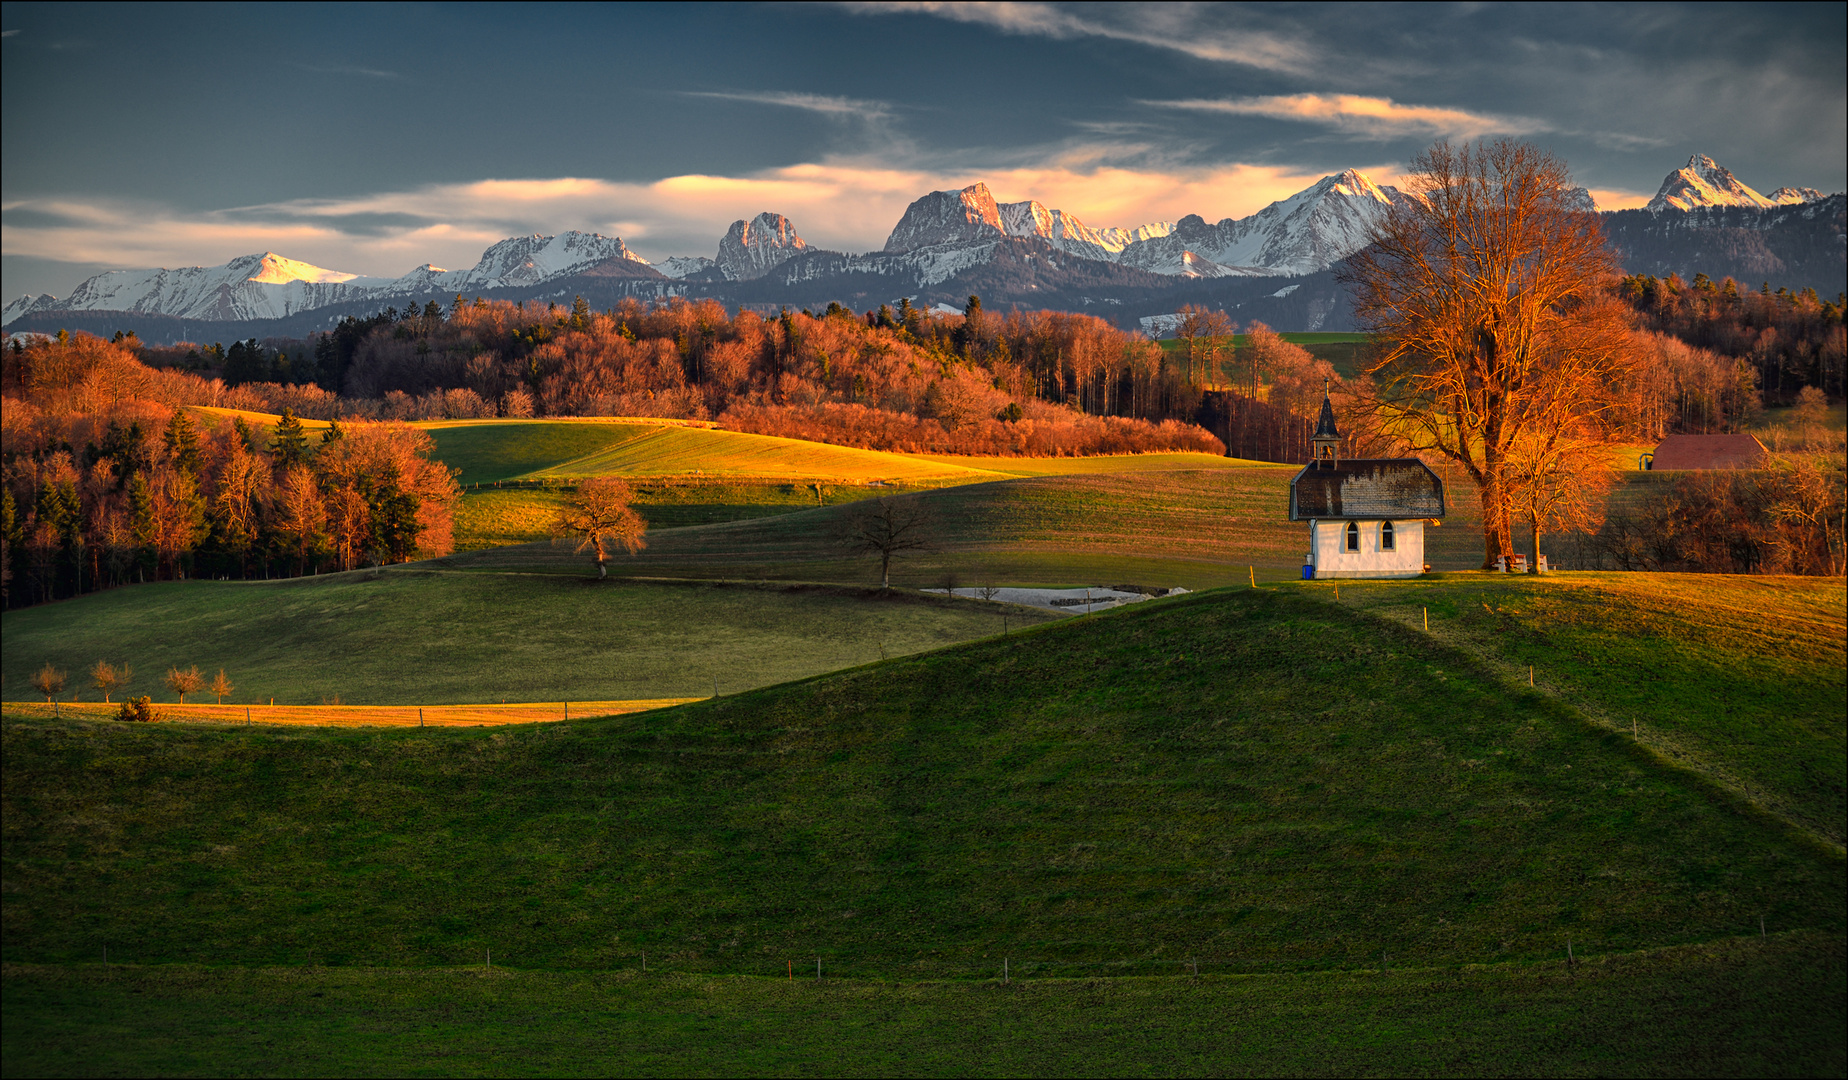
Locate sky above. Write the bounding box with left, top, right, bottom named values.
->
left=3, top=1, right=1844, bottom=299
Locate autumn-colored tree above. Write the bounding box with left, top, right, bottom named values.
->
left=91, top=660, right=130, bottom=703
left=843, top=496, right=935, bottom=589
left=1343, top=139, right=1629, bottom=567
left=31, top=662, right=67, bottom=702
left=210, top=668, right=235, bottom=704
left=1506, top=422, right=1614, bottom=572
left=554, top=477, right=647, bottom=579
left=165, top=664, right=203, bottom=703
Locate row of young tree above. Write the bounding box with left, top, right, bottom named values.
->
left=3, top=335, right=460, bottom=607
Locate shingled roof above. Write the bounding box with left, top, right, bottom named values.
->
left=1648, top=434, right=1768, bottom=470
left=1290, top=459, right=1446, bottom=521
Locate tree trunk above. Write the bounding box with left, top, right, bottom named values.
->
left=1530, top=523, right=1543, bottom=575
left=597, top=557, right=607, bottom=580
left=1478, top=478, right=1514, bottom=569
left=881, top=552, right=891, bottom=589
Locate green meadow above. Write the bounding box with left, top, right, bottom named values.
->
left=0, top=574, right=1055, bottom=705
left=4, top=581, right=1843, bottom=1073
left=6, top=934, right=1841, bottom=1077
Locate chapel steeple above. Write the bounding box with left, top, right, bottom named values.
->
left=1311, top=384, right=1340, bottom=468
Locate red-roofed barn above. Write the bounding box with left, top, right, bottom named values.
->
left=1645, top=434, right=1768, bottom=471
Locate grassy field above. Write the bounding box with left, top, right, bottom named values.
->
left=1329, top=573, right=1848, bottom=850
left=426, top=420, right=997, bottom=487
left=448, top=467, right=1508, bottom=588
left=5, top=933, right=1841, bottom=1076
left=0, top=574, right=1057, bottom=705
left=4, top=584, right=1839, bottom=979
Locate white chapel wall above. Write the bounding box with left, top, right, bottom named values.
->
left=1308, top=519, right=1425, bottom=578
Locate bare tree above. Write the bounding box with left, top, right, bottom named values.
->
left=554, top=477, right=648, bottom=579
left=92, top=660, right=130, bottom=704
left=1507, top=423, right=1614, bottom=572
left=165, top=665, right=203, bottom=704
left=32, top=663, right=66, bottom=702
left=210, top=669, right=235, bottom=704
left=1343, top=138, right=1630, bottom=568
left=843, top=496, right=935, bottom=589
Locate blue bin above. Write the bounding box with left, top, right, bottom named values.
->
left=1302, top=565, right=1315, bottom=580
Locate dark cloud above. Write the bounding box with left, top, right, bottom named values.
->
left=3, top=2, right=1841, bottom=298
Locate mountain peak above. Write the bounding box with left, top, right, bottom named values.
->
left=716, top=212, right=810, bottom=280
left=1648, top=154, right=1774, bottom=212
left=242, top=252, right=361, bottom=285
left=884, top=183, right=1005, bottom=252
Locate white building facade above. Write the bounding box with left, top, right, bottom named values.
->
left=1289, top=396, right=1444, bottom=580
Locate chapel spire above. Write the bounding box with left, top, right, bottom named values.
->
left=1311, top=382, right=1339, bottom=467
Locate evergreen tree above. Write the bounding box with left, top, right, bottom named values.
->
left=232, top=416, right=260, bottom=454
left=163, top=410, right=202, bottom=476
left=572, top=295, right=591, bottom=329
left=320, top=419, right=345, bottom=447
left=270, top=409, right=309, bottom=469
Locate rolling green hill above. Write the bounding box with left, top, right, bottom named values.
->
left=5, top=584, right=1839, bottom=979
left=424, top=420, right=999, bottom=487
left=0, top=574, right=1054, bottom=706
left=448, top=467, right=1486, bottom=587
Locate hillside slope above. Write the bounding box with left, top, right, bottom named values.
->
left=4, top=586, right=1838, bottom=978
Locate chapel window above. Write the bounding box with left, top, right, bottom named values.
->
left=1345, top=521, right=1360, bottom=552
left=1381, top=520, right=1396, bottom=552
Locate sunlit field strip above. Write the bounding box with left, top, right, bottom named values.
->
left=0, top=700, right=700, bottom=727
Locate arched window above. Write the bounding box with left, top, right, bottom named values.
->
left=1344, top=521, right=1360, bottom=552
left=1381, top=520, right=1396, bottom=552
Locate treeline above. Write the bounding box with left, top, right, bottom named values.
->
left=1615, top=273, right=1847, bottom=402
left=2, top=334, right=459, bottom=608
left=83, top=297, right=1236, bottom=456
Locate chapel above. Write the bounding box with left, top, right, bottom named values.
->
left=1288, top=394, right=1445, bottom=579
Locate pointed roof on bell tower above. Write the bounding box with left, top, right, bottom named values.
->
left=1313, top=393, right=1339, bottom=441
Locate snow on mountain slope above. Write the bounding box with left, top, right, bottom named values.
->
left=1647, top=155, right=1777, bottom=212
left=715, top=213, right=809, bottom=280
left=2, top=233, right=656, bottom=325
left=656, top=256, right=717, bottom=279
left=884, top=184, right=1007, bottom=251
left=1768, top=186, right=1828, bottom=205
left=1118, top=169, right=1403, bottom=277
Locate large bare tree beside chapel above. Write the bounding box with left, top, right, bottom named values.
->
left=1343, top=139, right=1633, bottom=568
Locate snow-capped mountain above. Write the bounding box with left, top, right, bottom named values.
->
left=715, top=213, right=810, bottom=280
left=2, top=252, right=394, bottom=323
left=655, top=256, right=717, bottom=280
left=882, top=182, right=1174, bottom=264
left=3, top=232, right=656, bottom=324
left=1647, top=155, right=1780, bottom=212
left=1767, top=186, right=1827, bottom=205
left=441, top=232, right=646, bottom=289
left=1117, top=170, right=1408, bottom=277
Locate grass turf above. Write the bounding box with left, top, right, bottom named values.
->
left=0, top=574, right=1057, bottom=705
left=1330, top=573, right=1847, bottom=850
left=4, top=585, right=1839, bottom=980
left=5, top=932, right=1841, bottom=1077
left=446, top=467, right=1496, bottom=588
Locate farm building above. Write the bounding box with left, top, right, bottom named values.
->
left=1643, top=434, right=1768, bottom=470
left=1289, top=396, right=1445, bottom=579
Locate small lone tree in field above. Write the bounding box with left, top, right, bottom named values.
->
left=92, top=661, right=130, bottom=703
left=978, top=584, right=1000, bottom=602
left=210, top=669, right=235, bottom=704
left=554, top=477, right=647, bottom=579
left=31, top=663, right=67, bottom=702
left=843, top=496, right=935, bottom=589
left=116, top=696, right=156, bottom=723
left=165, top=665, right=203, bottom=704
